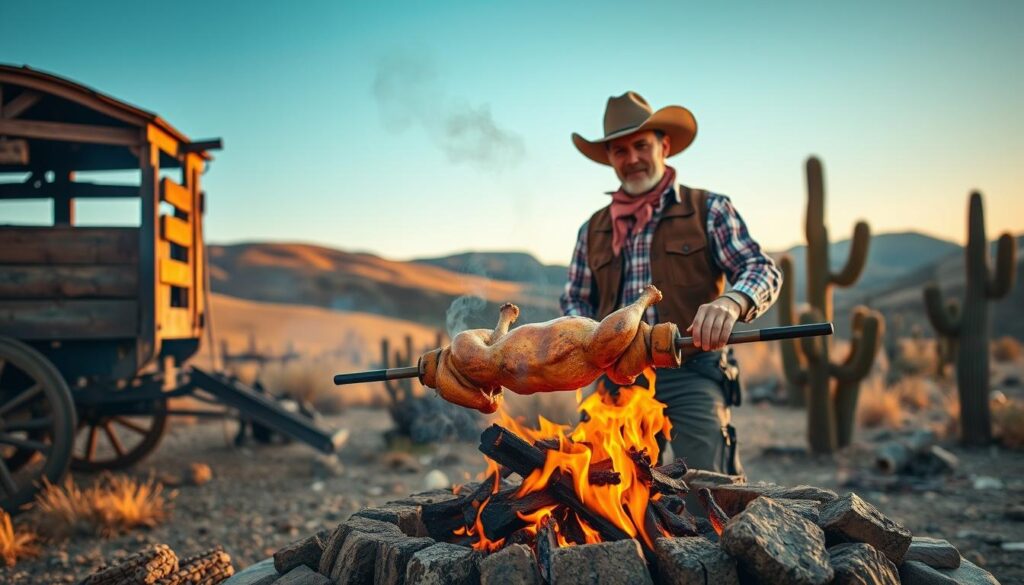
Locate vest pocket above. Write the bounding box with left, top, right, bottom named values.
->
left=663, top=236, right=711, bottom=286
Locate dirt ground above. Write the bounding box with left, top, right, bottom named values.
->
left=2, top=403, right=1022, bottom=584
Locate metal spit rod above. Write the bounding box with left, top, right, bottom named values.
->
left=333, top=321, right=833, bottom=386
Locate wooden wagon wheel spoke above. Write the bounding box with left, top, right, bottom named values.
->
left=0, top=459, right=17, bottom=496
left=84, top=426, right=99, bottom=462
left=0, top=384, right=43, bottom=418
left=111, top=417, right=149, bottom=435
left=0, top=433, right=51, bottom=454
left=2, top=417, right=53, bottom=432
left=102, top=422, right=126, bottom=458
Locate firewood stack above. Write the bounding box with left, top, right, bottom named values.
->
left=79, top=544, right=234, bottom=585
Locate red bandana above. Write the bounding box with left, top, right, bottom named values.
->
left=609, top=165, right=676, bottom=256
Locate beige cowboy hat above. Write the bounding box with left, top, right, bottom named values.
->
left=572, top=91, right=697, bottom=166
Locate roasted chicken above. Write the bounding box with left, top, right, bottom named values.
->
left=420, top=284, right=682, bottom=413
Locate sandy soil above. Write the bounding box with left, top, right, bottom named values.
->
left=2, top=404, right=1022, bottom=584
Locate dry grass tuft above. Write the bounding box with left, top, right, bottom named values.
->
left=0, top=509, right=39, bottom=567
left=992, top=336, right=1022, bottom=363
left=857, top=377, right=904, bottom=430
left=890, top=338, right=939, bottom=379
left=893, top=376, right=930, bottom=411
left=993, top=398, right=1024, bottom=449
left=34, top=474, right=174, bottom=539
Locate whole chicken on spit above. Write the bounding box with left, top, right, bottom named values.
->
left=419, top=284, right=682, bottom=413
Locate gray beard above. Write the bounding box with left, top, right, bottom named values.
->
left=621, top=168, right=665, bottom=195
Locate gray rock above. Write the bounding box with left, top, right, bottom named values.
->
left=274, top=529, right=330, bottom=574
left=828, top=543, right=899, bottom=585
left=319, top=517, right=404, bottom=576
left=905, top=537, right=961, bottom=569
left=940, top=559, right=1001, bottom=584
left=388, top=489, right=462, bottom=507
left=275, top=564, right=330, bottom=585
left=900, top=560, right=959, bottom=585
left=654, top=536, right=738, bottom=585
left=710, top=483, right=838, bottom=517
left=779, top=499, right=822, bottom=524
left=480, top=544, right=540, bottom=585
left=720, top=496, right=833, bottom=585
left=547, top=539, right=653, bottom=585
left=405, top=542, right=481, bottom=585
left=375, top=537, right=436, bottom=585
left=221, top=558, right=277, bottom=585
left=353, top=504, right=428, bottom=537
left=818, top=493, right=912, bottom=565
left=326, top=517, right=406, bottom=584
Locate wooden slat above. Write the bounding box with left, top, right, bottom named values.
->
left=0, top=181, right=139, bottom=200
left=147, top=124, right=180, bottom=157
left=0, top=265, right=137, bottom=299
left=1, top=90, right=41, bottom=119
left=0, top=118, right=139, bottom=146
left=159, top=258, right=191, bottom=288
left=160, top=215, right=192, bottom=247
left=160, top=177, right=191, bottom=212
left=160, top=307, right=192, bottom=339
left=0, top=227, right=138, bottom=264
left=0, top=299, right=138, bottom=340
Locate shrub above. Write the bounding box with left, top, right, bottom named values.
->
left=857, top=377, right=903, bottom=430
left=993, top=398, right=1024, bottom=449
left=992, top=336, right=1022, bottom=363
left=893, top=376, right=930, bottom=411
left=0, top=510, right=39, bottom=567
left=34, top=474, right=174, bottom=539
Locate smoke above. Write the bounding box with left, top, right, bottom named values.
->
left=445, top=293, right=487, bottom=338
left=372, top=52, right=525, bottom=170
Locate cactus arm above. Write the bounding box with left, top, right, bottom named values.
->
left=778, top=255, right=809, bottom=385
left=830, top=221, right=871, bottom=287
left=988, top=233, right=1018, bottom=299
left=799, top=310, right=827, bottom=364
left=923, top=284, right=961, bottom=337
left=831, top=307, right=884, bottom=383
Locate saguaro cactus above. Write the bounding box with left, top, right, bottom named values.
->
left=381, top=334, right=416, bottom=404
left=924, top=192, right=1017, bottom=446
left=779, top=157, right=885, bottom=453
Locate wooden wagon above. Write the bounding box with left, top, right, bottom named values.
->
left=0, top=65, right=345, bottom=512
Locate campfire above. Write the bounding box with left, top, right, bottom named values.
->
left=422, top=369, right=724, bottom=559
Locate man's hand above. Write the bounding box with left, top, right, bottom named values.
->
left=687, top=295, right=745, bottom=351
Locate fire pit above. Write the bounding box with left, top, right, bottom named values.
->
left=219, top=371, right=1001, bottom=585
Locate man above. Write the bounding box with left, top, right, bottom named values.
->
left=560, top=92, right=782, bottom=474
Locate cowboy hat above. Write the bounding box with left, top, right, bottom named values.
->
left=572, top=91, right=697, bottom=165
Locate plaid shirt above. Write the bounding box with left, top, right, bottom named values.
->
left=560, top=184, right=782, bottom=324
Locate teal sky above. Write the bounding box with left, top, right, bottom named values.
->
left=2, top=1, right=1022, bottom=265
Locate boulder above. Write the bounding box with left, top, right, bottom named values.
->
left=720, top=497, right=833, bottom=585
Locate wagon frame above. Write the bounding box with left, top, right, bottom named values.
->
left=0, top=65, right=345, bottom=511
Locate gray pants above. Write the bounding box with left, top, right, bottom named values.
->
left=654, top=353, right=743, bottom=476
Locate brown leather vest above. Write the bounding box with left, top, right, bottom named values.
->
left=586, top=185, right=725, bottom=331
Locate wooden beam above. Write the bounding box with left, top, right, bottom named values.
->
left=160, top=177, right=191, bottom=212
left=0, top=265, right=137, bottom=299
left=0, top=181, right=139, bottom=200
left=147, top=124, right=179, bottom=157
left=0, top=299, right=138, bottom=339
left=2, top=90, right=42, bottom=119
left=0, top=227, right=138, bottom=264
left=53, top=195, right=74, bottom=225
left=0, top=118, right=139, bottom=146
left=160, top=215, right=192, bottom=247
left=159, top=258, right=192, bottom=288
left=180, top=138, right=222, bottom=153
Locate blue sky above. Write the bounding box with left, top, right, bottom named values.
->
left=2, top=1, right=1021, bottom=265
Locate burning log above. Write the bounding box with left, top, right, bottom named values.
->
left=628, top=448, right=690, bottom=495
left=697, top=487, right=731, bottom=536
left=535, top=440, right=622, bottom=486
left=536, top=516, right=558, bottom=583
left=478, top=424, right=632, bottom=543
left=477, top=487, right=559, bottom=541
left=650, top=499, right=699, bottom=537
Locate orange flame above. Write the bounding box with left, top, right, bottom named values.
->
left=462, top=369, right=670, bottom=551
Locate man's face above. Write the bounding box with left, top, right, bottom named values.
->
left=607, top=130, right=671, bottom=195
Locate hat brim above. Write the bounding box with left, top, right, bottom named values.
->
left=572, top=105, right=697, bottom=166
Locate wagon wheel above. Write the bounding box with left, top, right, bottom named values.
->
left=72, top=400, right=168, bottom=472
left=0, top=337, right=77, bottom=512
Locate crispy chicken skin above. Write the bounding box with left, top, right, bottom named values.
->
left=420, top=285, right=680, bottom=413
